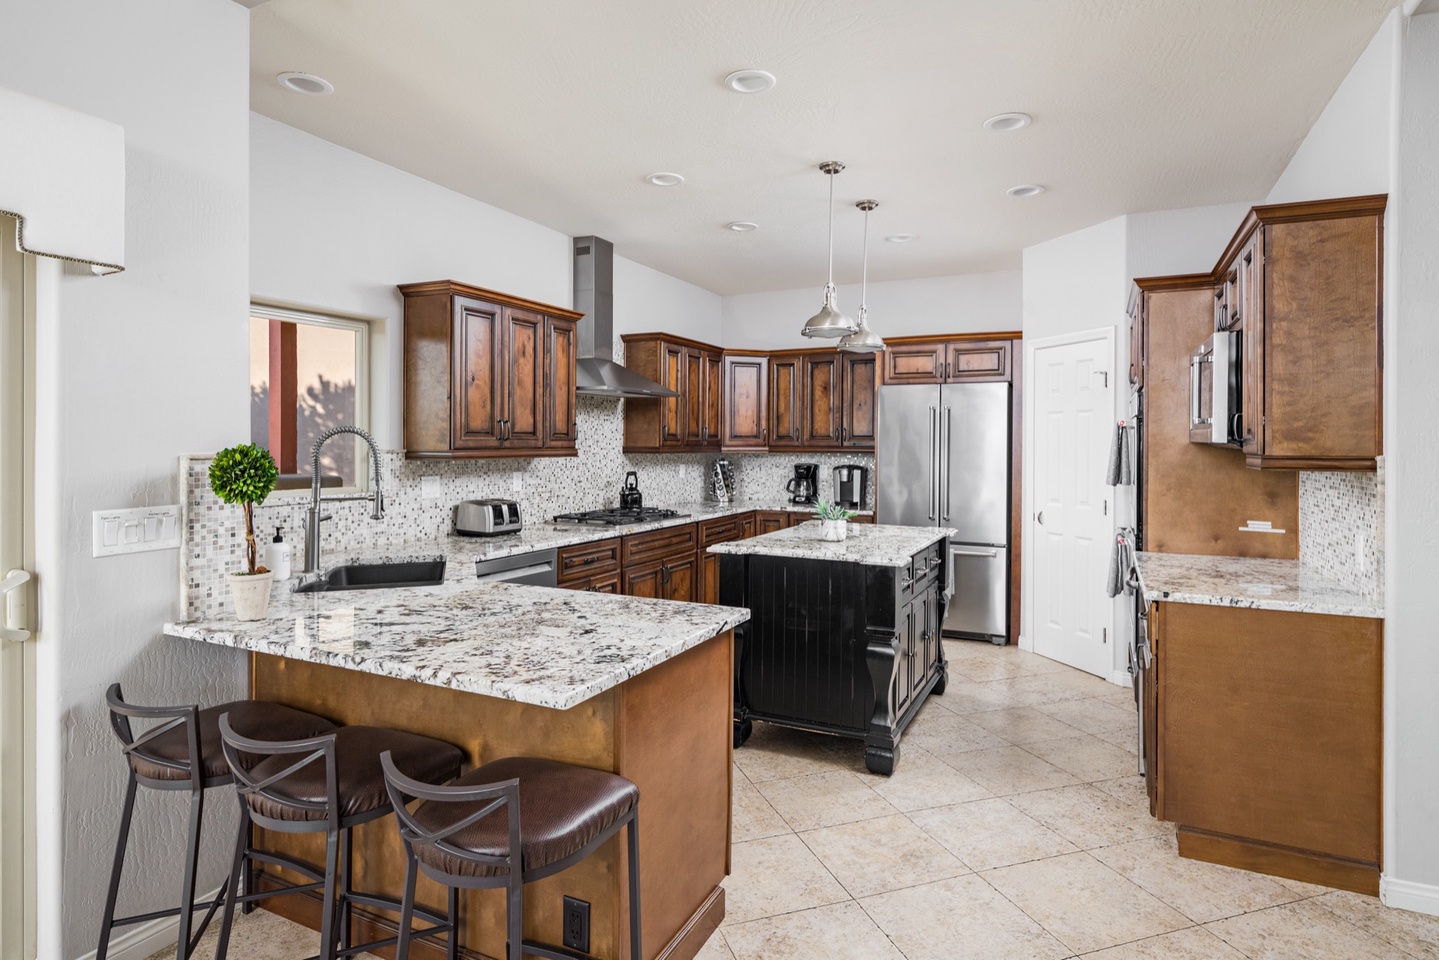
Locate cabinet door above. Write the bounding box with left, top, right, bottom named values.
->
left=786, top=511, right=810, bottom=528
left=946, top=340, right=1010, bottom=382
left=702, top=350, right=724, bottom=448
left=663, top=552, right=698, bottom=603
left=722, top=354, right=769, bottom=449
left=841, top=352, right=877, bottom=448
left=545, top=315, right=578, bottom=449
left=451, top=297, right=505, bottom=449
left=740, top=514, right=755, bottom=539
left=502, top=306, right=546, bottom=449
left=700, top=552, right=721, bottom=605
left=581, top=572, right=621, bottom=595
left=1128, top=299, right=1144, bottom=388
left=894, top=598, right=916, bottom=716
left=756, top=511, right=786, bottom=535
left=1238, top=235, right=1263, bottom=454
left=884, top=342, right=944, bottom=384
left=769, top=356, right=803, bottom=447
left=660, top=342, right=686, bottom=448
left=623, top=562, right=664, bottom=599
left=684, top=347, right=704, bottom=447
left=802, top=351, right=843, bottom=447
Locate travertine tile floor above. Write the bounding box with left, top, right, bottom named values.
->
left=155, top=641, right=1439, bottom=959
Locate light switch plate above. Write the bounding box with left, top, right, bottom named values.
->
left=93, top=505, right=182, bottom=558
left=511, top=471, right=523, bottom=493
left=420, top=475, right=442, bottom=501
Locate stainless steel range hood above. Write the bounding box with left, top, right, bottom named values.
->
left=573, top=236, right=680, bottom=399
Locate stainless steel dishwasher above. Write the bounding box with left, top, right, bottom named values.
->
left=474, top=548, right=558, bottom=586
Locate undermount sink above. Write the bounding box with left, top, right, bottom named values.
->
left=293, top=560, right=447, bottom=593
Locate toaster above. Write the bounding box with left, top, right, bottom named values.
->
left=454, top=499, right=523, bottom=536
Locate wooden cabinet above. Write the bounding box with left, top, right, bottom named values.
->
left=755, top=510, right=787, bottom=535
left=698, top=513, right=755, bottom=604
left=801, top=351, right=843, bottom=447
left=1146, top=600, right=1382, bottom=895
left=399, top=280, right=581, bottom=459
left=768, top=355, right=803, bottom=448
left=841, top=352, right=877, bottom=448
left=721, top=353, right=768, bottom=450
left=1220, top=196, right=1385, bottom=469
left=882, top=335, right=1016, bottom=385
left=556, top=538, right=621, bottom=588
left=621, top=524, right=698, bottom=602
left=621, top=335, right=722, bottom=451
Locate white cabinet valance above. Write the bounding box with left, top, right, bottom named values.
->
left=0, top=85, right=124, bottom=274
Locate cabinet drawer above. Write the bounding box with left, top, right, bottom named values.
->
left=699, top=513, right=749, bottom=548
left=556, top=538, right=621, bottom=584
left=903, top=543, right=944, bottom=595
left=623, top=523, right=698, bottom=567
left=570, top=571, right=621, bottom=594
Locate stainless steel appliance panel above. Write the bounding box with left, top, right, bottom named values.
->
left=474, top=548, right=558, bottom=586
left=943, top=545, right=1008, bottom=638
left=939, top=382, right=1011, bottom=546
left=876, top=386, right=941, bottom=527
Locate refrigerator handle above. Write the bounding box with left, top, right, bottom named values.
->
left=928, top=405, right=937, bottom=521
left=942, top=406, right=952, bottom=521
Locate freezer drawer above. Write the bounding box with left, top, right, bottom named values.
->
left=943, top=544, right=1007, bottom=640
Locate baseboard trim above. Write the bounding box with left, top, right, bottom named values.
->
left=1108, top=670, right=1133, bottom=688
left=1382, top=876, right=1439, bottom=916
left=73, top=887, right=222, bottom=960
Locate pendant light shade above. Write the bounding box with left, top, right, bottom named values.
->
left=839, top=199, right=886, bottom=352
left=801, top=161, right=858, bottom=338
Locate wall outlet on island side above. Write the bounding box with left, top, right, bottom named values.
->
left=563, top=896, right=590, bottom=953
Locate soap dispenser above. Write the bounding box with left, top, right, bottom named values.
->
left=266, top=526, right=292, bottom=580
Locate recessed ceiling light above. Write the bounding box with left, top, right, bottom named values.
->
left=885, top=234, right=917, bottom=244
left=646, top=172, right=685, bottom=187
left=726, top=221, right=758, bottom=232
left=724, top=69, right=777, bottom=94
left=984, top=112, right=1032, bottom=132
left=277, top=72, right=334, bottom=96
left=1007, top=184, right=1046, bottom=198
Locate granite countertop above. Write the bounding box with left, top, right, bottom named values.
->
left=708, top=522, right=954, bottom=568
left=164, top=579, right=749, bottom=710
left=1135, top=552, right=1383, bottom=619
left=296, top=500, right=872, bottom=582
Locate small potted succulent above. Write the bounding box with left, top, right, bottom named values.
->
left=812, top=500, right=858, bottom=542
left=209, top=443, right=278, bottom=620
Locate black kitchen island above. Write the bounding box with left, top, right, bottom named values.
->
left=711, top=522, right=953, bottom=775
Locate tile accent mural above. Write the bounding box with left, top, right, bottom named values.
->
left=181, top=395, right=874, bottom=620
left=1298, top=462, right=1383, bottom=597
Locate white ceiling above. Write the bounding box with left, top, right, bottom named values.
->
left=249, top=0, right=1396, bottom=295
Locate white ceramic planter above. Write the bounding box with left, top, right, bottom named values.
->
left=818, top=519, right=848, bottom=542
left=228, top=571, right=274, bottom=621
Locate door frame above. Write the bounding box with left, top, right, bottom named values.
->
left=1020, top=326, right=1116, bottom=675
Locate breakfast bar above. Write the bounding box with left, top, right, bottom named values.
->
left=165, top=576, right=748, bottom=960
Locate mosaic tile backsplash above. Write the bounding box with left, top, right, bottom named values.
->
left=1298, top=463, right=1383, bottom=596
left=181, top=394, right=874, bottom=619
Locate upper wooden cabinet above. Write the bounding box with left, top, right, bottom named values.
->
left=841, top=352, right=878, bottom=449
left=621, top=334, right=722, bottom=452
left=767, top=354, right=804, bottom=449
left=721, top=353, right=769, bottom=450
left=399, top=280, right=581, bottom=459
left=800, top=351, right=843, bottom=447
left=882, top=335, right=1015, bottom=384
left=1220, top=196, right=1385, bottom=470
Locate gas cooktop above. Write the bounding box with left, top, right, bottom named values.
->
left=552, top=507, right=689, bottom=527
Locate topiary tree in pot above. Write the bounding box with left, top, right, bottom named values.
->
left=209, top=443, right=278, bottom=619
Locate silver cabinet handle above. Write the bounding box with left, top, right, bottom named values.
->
left=951, top=549, right=999, bottom=558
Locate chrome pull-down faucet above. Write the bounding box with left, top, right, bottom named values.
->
left=303, top=425, right=385, bottom=574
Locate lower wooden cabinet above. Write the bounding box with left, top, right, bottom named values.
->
left=699, top=513, right=755, bottom=604
left=1145, top=600, right=1382, bottom=894
left=621, top=524, right=698, bottom=602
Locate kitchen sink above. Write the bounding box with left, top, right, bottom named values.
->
left=293, top=560, right=447, bottom=593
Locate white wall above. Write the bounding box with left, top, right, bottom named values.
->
left=251, top=115, right=723, bottom=449
left=1125, top=201, right=1259, bottom=280
left=0, top=2, right=251, bottom=956
left=1383, top=7, right=1439, bottom=915
left=721, top=271, right=1022, bottom=351
left=1266, top=11, right=1398, bottom=205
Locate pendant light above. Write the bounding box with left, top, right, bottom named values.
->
left=800, top=161, right=859, bottom=338
left=839, top=199, right=886, bottom=353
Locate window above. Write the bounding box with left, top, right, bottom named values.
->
left=249, top=305, right=369, bottom=491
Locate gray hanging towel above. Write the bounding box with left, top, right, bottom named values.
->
left=1106, top=528, right=1137, bottom=598
left=1105, top=421, right=1134, bottom=487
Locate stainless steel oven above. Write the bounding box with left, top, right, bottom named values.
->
left=1189, top=330, right=1242, bottom=445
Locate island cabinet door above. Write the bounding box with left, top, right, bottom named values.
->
left=893, top=597, right=917, bottom=717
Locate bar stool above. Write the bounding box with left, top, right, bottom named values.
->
left=97, top=683, right=336, bottom=960
left=214, top=716, right=465, bottom=960
left=381, top=752, right=641, bottom=960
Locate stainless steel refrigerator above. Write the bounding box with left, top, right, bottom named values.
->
left=877, top=382, right=1011, bottom=643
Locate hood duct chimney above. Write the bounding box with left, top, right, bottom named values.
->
left=572, top=236, right=680, bottom=399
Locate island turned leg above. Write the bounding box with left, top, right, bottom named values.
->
left=864, top=631, right=901, bottom=776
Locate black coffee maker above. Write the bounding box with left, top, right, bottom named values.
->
left=787, top=463, right=819, bottom=505
left=833, top=464, right=869, bottom=510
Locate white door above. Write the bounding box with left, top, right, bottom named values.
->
left=1028, top=330, right=1114, bottom=676
left=0, top=214, right=36, bottom=960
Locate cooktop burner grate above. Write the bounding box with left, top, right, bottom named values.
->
left=552, top=507, right=689, bottom=526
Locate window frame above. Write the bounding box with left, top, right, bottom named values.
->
left=250, top=302, right=372, bottom=499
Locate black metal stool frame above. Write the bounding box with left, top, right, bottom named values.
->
left=98, top=683, right=240, bottom=960
left=381, top=751, right=642, bottom=960
left=214, top=716, right=451, bottom=960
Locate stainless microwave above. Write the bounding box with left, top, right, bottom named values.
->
left=1190, top=331, right=1242, bottom=445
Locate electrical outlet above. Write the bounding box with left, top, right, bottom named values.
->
left=511, top=471, right=524, bottom=494
left=562, top=896, right=590, bottom=953
left=420, top=475, right=442, bottom=501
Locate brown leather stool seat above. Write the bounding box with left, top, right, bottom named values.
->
left=411, top=757, right=638, bottom=879
left=128, top=700, right=337, bottom=783
left=245, top=726, right=464, bottom=822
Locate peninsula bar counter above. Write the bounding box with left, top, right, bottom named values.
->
left=166, top=575, right=749, bottom=960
